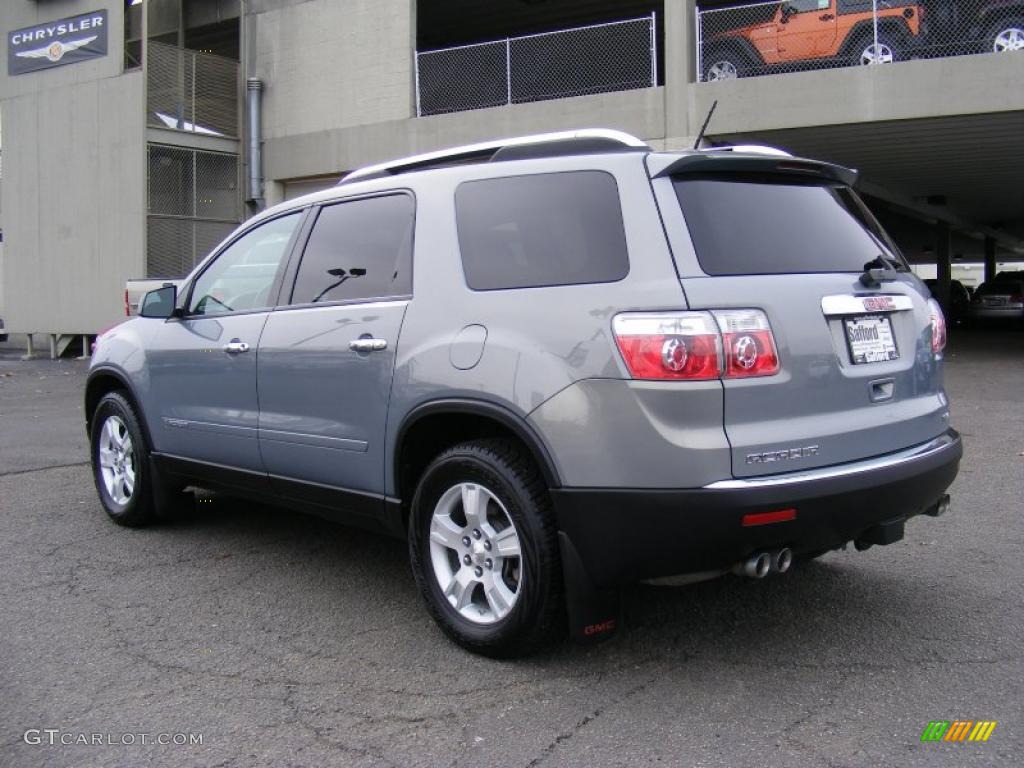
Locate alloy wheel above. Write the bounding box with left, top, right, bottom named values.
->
left=706, top=60, right=738, bottom=81
left=98, top=414, right=136, bottom=505
left=993, top=27, right=1024, bottom=52
left=860, top=43, right=894, bottom=65
left=427, top=482, right=523, bottom=624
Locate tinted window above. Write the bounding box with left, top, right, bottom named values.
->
left=456, top=171, right=629, bottom=290
left=673, top=177, right=906, bottom=276
left=188, top=212, right=301, bottom=315
left=291, top=195, right=414, bottom=304
left=976, top=280, right=1023, bottom=296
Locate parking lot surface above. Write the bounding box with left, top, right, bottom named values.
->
left=1, top=329, right=1021, bottom=767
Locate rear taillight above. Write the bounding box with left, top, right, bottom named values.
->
left=927, top=298, right=946, bottom=355
left=124, top=289, right=131, bottom=317
left=612, top=312, right=722, bottom=380
left=712, top=309, right=780, bottom=378
left=612, top=309, right=779, bottom=381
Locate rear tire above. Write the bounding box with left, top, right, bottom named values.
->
left=408, top=439, right=564, bottom=657
left=857, top=31, right=904, bottom=65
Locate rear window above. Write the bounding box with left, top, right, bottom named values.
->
left=673, top=177, right=907, bottom=276
left=456, top=171, right=629, bottom=290
left=976, top=280, right=1023, bottom=296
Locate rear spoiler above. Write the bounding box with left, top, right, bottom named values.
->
left=649, top=152, right=858, bottom=187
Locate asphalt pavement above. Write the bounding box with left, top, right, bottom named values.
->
left=1, top=328, right=1021, bottom=767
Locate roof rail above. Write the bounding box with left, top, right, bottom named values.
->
left=339, top=129, right=650, bottom=184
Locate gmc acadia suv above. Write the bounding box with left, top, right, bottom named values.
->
left=86, top=130, right=961, bottom=656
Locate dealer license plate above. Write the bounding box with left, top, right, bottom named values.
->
left=844, top=315, right=899, bottom=364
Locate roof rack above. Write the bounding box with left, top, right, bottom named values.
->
left=339, top=129, right=650, bottom=185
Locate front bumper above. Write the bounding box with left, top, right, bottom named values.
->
left=552, top=430, right=962, bottom=588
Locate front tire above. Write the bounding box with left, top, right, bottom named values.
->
left=408, top=439, right=563, bottom=657
left=990, top=18, right=1024, bottom=52
left=90, top=391, right=157, bottom=527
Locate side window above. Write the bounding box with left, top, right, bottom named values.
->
left=785, top=0, right=830, bottom=13
left=290, top=194, right=415, bottom=305
left=188, top=212, right=301, bottom=316
left=455, top=171, right=629, bottom=291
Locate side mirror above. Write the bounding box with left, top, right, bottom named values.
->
left=140, top=284, right=179, bottom=319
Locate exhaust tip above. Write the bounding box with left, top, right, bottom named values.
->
left=771, top=548, right=793, bottom=574
left=926, top=494, right=951, bottom=518
left=739, top=552, right=770, bottom=579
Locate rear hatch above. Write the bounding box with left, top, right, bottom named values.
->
left=973, top=279, right=1024, bottom=310
left=649, top=152, right=950, bottom=478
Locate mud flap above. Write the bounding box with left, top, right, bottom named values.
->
left=149, top=455, right=195, bottom=520
left=558, top=531, right=622, bottom=644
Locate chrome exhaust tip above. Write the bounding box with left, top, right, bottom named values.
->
left=736, top=552, right=771, bottom=579
left=771, top=548, right=793, bottom=574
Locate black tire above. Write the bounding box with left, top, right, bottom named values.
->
left=703, top=48, right=749, bottom=81
left=855, top=30, right=904, bottom=65
left=408, top=439, right=564, bottom=657
left=90, top=391, right=193, bottom=526
left=90, top=391, right=158, bottom=527
left=989, top=17, right=1024, bottom=53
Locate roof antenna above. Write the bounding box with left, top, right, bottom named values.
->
left=693, top=100, right=718, bottom=150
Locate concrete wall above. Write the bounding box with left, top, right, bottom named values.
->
left=0, top=1, right=145, bottom=334
left=246, top=0, right=416, bottom=142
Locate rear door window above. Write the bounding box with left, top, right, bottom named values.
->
left=673, top=177, right=907, bottom=276
left=290, top=194, right=414, bottom=305
left=455, top=171, right=629, bottom=290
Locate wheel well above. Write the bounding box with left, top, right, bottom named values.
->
left=842, top=19, right=910, bottom=55
left=704, top=38, right=761, bottom=69
left=85, top=373, right=138, bottom=439
left=395, top=410, right=558, bottom=515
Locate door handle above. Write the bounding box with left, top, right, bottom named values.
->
left=819, top=13, right=834, bottom=20
left=349, top=338, right=388, bottom=353
left=223, top=340, right=250, bottom=354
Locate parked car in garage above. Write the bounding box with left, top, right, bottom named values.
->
left=86, top=131, right=961, bottom=656
left=920, top=0, right=1024, bottom=56
left=924, top=278, right=971, bottom=324
left=968, top=277, right=1024, bottom=323
left=702, top=0, right=924, bottom=80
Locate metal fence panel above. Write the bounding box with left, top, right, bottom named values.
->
left=147, top=41, right=239, bottom=137
left=147, top=143, right=241, bottom=278
left=696, top=0, right=1024, bottom=82
left=416, top=15, right=657, bottom=116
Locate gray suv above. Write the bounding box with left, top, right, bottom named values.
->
left=86, top=130, right=961, bottom=656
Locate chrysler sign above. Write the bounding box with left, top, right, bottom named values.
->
left=8, top=10, right=108, bottom=76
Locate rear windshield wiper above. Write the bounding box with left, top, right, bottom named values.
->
left=859, top=255, right=902, bottom=287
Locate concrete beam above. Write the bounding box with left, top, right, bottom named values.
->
left=692, top=54, right=1024, bottom=136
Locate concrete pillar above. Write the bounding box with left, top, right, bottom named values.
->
left=984, top=236, right=997, bottom=283
left=664, top=0, right=695, bottom=145
left=25, top=333, right=35, bottom=358
left=49, top=334, right=57, bottom=360
left=935, top=221, right=952, bottom=312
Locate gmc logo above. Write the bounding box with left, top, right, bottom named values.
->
left=583, top=620, right=616, bottom=636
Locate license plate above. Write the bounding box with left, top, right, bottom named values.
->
left=844, top=315, right=899, bottom=364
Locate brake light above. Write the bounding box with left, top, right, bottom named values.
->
left=612, top=312, right=722, bottom=380
left=927, top=298, right=946, bottom=355
left=612, top=309, right=780, bottom=381
left=712, top=309, right=780, bottom=378
left=124, top=289, right=131, bottom=317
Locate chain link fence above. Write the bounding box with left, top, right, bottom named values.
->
left=416, top=15, right=657, bottom=116
left=146, top=144, right=241, bottom=278
left=697, top=0, right=1024, bottom=82
left=147, top=41, right=239, bottom=137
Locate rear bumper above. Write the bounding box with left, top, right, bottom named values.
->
left=551, top=430, right=962, bottom=588
left=969, top=306, right=1023, bottom=320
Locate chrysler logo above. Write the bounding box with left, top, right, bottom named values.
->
left=17, top=36, right=97, bottom=63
